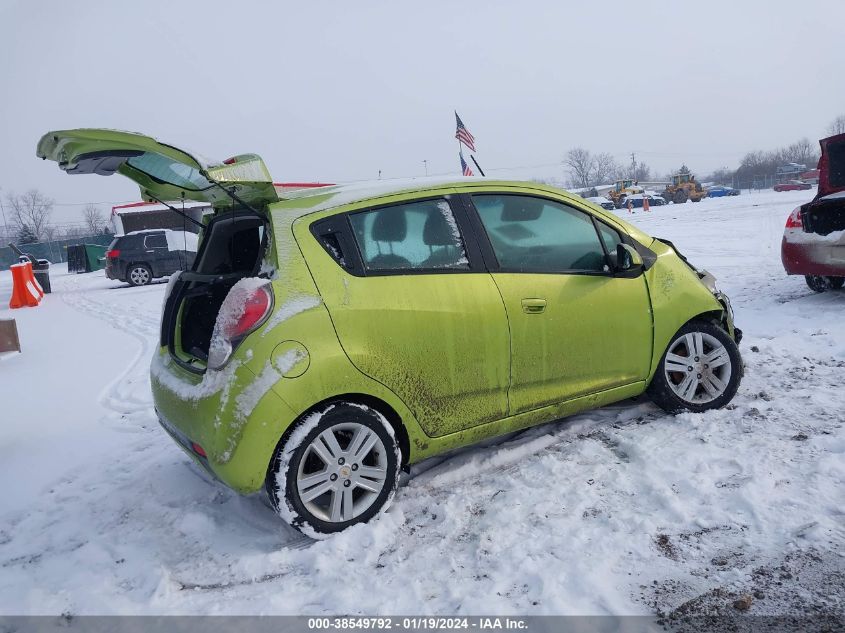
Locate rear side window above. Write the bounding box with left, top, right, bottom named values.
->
left=117, top=235, right=143, bottom=249
left=472, top=195, right=607, bottom=273
left=144, top=234, right=167, bottom=249
left=349, top=199, right=469, bottom=272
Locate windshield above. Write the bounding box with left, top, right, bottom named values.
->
left=126, top=153, right=212, bottom=191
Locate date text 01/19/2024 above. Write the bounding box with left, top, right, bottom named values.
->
left=307, top=617, right=529, bottom=630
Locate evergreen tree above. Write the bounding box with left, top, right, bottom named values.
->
left=16, top=224, right=38, bottom=244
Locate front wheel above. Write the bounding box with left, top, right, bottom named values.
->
left=647, top=320, right=743, bottom=413
left=267, top=402, right=401, bottom=537
left=805, top=275, right=844, bottom=292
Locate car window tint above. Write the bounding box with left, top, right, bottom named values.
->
left=119, top=235, right=143, bottom=249
left=349, top=199, right=469, bottom=272
left=144, top=234, right=167, bottom=249
left=473, top=195, right=607, bottom=272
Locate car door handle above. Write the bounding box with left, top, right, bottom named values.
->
left=521, top=298, right=547, bottom=314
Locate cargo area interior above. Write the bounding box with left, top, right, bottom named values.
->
left=169, top=212, right=267, bottom=365
left=804, top=141, right=845, bottom=235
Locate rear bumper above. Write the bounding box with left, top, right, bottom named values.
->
left=105, top=261, right=121, bottom=280
left=151, top=350, right=299, bottom=494
left=781, top=236, right=845, bottom=277
left=157, top=409, right=219, bottom=481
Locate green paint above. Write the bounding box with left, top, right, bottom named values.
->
left=38, top=130, right=739, bottom=496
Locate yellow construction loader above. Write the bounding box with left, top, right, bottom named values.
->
left=663, top=173, right=707, bottom=204
left=607, top=179, right=644, bottom=207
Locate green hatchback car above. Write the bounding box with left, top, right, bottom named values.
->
left=38, top=129, right=743, bottom=536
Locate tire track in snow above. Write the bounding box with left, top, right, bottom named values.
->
left=59, top=276, right=161, bottom=425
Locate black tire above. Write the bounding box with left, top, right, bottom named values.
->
left=806, top=275, right=844, bottom=292
left=266, top=402, right=401, bottom=537
left=647, top=320, right=743, bottom=414
left=126, top=263, right=152, bottom=287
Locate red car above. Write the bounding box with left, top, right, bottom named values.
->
left=774, top=179, right=813, bottom=192
left=781, top=133, right=845, bottom=292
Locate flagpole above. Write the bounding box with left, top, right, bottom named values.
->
left=470, top=155, right=486, bottom=177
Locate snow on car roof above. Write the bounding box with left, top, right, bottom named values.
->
left=274, top=176, right=576, bottom=215
left=122, top=229, right=199, bottom=251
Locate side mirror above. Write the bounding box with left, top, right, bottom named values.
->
left=616, top=243, right=643, bottom=272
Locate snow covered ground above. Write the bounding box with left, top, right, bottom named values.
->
left=0, top=189, right=842, bottom=617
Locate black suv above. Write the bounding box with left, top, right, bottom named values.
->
left=105, top=230, right=197, bottom=286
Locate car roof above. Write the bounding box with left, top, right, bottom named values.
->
left=270, top=176, right=580, bottom=217
left=124, top=229, right=168, bottom=235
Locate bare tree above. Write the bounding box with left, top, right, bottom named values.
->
left=82, top=204, right=106, bottom=235
left=5, top=189, right=54, bottom=242
left=828, top=115, right=845, bottom=136
left=785, top=138, right=817, bottom=167
left=592, top=153, right=619, bottom=186
left=564, top=148, right=594, bottom=189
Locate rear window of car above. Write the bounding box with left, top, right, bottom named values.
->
left=144, top=234, right=167, bottom=249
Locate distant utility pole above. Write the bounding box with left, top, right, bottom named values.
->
left=423, top=160, right=428, bottom=176
left=630, top=152, right=637, bottom=179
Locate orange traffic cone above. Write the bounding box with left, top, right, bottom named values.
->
left=643, top=195, right=651, bottom=212
left=627, top=199, right=633, bottom=213
left=8, top=262, right=41, bottom=309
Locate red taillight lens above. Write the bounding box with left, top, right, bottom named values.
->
left=785, top=206, right=803, bottom=229
left=226, top=287, right=272, bottom=339
left=106, top=249, right=120, bottom=258
left=191, top=442, right=207, bottom=457
left=207, top=281, right=274, bottom=370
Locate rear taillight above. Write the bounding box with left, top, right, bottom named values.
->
left=106, top=249, right=120, bottom=259
left=785, top=206, right=803, bottom=229
left=207, top=281, right=274, bottom=370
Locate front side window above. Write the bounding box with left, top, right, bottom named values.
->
left=349, top=199, right=469, bottom=272
left=472, top=195, right=607, bottom=273
left=596, top=220, right=623, bottom=255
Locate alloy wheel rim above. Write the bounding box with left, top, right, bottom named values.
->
left=296, top=422, right=388, bottom=523
left=664, top=332, right=732, bottom=404
left=131, top=268, right=149, bottom=284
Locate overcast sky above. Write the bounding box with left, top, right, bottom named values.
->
left=1, top=0, right=843, bottom=223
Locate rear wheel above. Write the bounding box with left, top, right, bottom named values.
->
left=127, top=264, right=152, bottom=286
left=267, top=403, right=401, bottom=537
left=806, top=275, right=845, bottom=292
left=647, top=320, right=742, bottom=413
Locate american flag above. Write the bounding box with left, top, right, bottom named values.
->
left=460, top=152, right=474, bottom=177
left=455, top=111, right=476, bottom=152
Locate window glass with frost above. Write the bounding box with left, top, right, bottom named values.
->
left=349, top=199, right=469, bottom=271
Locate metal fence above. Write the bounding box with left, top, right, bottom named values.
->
left=0, top=234, right=114, bottom=268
